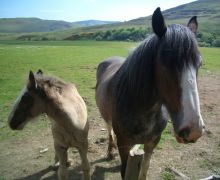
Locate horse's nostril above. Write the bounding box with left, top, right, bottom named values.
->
left=178, top=127, right=191, bottom=139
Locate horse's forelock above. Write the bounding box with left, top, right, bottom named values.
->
left=159, top=24, right=200, bottom=72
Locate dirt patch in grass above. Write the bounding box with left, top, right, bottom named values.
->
left=0, top=73, right=219, bottom=180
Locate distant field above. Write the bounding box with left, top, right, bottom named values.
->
left=0, top=40, right=219, bottom=141
left=200, top=47, right=220, bottom=72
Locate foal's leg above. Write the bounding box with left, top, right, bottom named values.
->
left=54, top=143, right=68, bottom=180
left=78, top=142, right=91, bottom=180
left=106, top=123, right=117, bottom=159
left=53, top=142, right=60, bottom=167
left=138, top=136, right=161, bottom=180
left=53, top=143, right=72, bottom=168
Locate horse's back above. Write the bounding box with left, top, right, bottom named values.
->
left=96, top=56, right=125, bottom=83
left=96, top=57, right=125, bottom=122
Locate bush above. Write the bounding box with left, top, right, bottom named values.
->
left=95, top=35, right=103, bottom=41
left=64, top=27, right=150, bottom=42
left=62, top=28, right=220, bottom=46
left=212, top=39, right=220, bottom=47
left=198, top=41, right=211, bottom=47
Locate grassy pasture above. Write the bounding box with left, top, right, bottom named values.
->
left=0, top=40, right=219, bottom=180
left=0, top=40, right=219, bottom=142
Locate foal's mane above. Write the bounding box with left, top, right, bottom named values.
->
left=114, top=24, right=200, bottom=116
left=33, top=74, right=71, bottom=99
left=36, top=75, right=68, bottom=88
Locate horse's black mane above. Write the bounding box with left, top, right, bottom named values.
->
left=114, top=24, right=200, bottom=116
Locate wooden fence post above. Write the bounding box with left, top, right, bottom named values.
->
left=124, top=144, right=144, bottom=180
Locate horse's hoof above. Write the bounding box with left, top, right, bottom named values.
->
left=51, top=159, right=73, bottom=171
left=66, top=159, right=73, bottom=167
left=107, top=153, right=116, bottom=160
left=51, top=162, right=59, bottom=171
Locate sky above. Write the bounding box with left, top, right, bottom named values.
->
left=0, top=0, right=197, bottom=22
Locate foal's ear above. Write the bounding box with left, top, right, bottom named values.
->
left=37, top=69, right=43, bottom=75
left=187, top=16, right=198, bottom=34
left=28, top=70, right=36, bottom=89
left=152, top=7, right=167, bottom=38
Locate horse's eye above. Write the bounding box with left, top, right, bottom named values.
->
left=22, top=93, right=30, bottom=101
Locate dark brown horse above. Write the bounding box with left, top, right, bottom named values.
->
left=96, top=8, right=205, bottom=179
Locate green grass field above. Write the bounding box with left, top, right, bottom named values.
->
left=0, top=40, right=219, bottom=141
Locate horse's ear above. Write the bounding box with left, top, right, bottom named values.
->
left=152, top=7, right=167, bottom=38
left=37, top=69, right=43, bottom=75
left=187, top=16, right=198, bottom=34
left=28, top=71, right=36, bottom=89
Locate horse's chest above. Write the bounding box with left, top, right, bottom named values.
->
left=114, top=116, right=155, bottom=142
left=132, top=119, right=155, bottom=141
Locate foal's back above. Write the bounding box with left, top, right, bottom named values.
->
left=48, top=81, right=89, bottom=145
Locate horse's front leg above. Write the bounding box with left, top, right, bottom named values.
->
left=138, top=148, right=153, bottom=180
left=138, top=136, right=161, bottom=180
left=106, top=123, right=117, bottom=160
left=54, top=143, right=68, bottom=180
left=117, top=135, right=132, bottom=179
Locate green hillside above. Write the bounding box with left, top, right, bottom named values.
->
left=0, top=18, right=117, bottom=33
left=73, top=20, right=119, bottom=27
left=1, top=0, right=220, bottom=46
left=0, top=18, right=75, bottom=33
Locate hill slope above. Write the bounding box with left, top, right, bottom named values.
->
left=127, top=0, right=220, bottom=34
left=1, top=0, right=219, bottom=46
left=61, top=0, right=220, bottom=34
left=0, top=18, right=118, bottom=33
left=0, top=18, right=75, bottom=33
left=73, top=20, right=118, bottom=27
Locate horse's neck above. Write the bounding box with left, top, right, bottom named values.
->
left=45, top=99, right=69, bottom=123
left=45, top=91, right=87, bottom=131
left=46, top=103, right=76, bottom=136
left=112, top=60, right=161, bottom=119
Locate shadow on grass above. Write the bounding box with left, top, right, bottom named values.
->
left=14, top=157, right=120, bottom=180
left=92, top=165, right=120, bottom=180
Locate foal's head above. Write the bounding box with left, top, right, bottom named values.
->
left=153, top=8, right=205, bottom=143
left=8, top=70, right=46, bottom=130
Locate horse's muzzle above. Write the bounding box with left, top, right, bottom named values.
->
left=175, top=126, right=205, bottom=144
